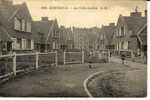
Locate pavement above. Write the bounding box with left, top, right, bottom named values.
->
left=110, top=57, right=147, bottom=70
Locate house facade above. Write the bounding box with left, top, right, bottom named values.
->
left=59, top=26, right=74, bottom=50
left=73, top=27, right=99, bottom=52
left=113, top=9, right=147, bottom=56
left=33, top=17, right=59, bottom=52
left=98, top=23, right=116, bottom=50
left=0, top=16, right=12, bottom=55
left=0, top=0, right=34, bottom=53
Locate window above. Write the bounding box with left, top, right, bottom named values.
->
left=22, top=39, right=26, bottom=49
left=14, top=17, right=21, bottom=30
left=22, top=19, right=25, bottom=31
left=27, top=39, right=31, bottom=49
left=17, top=38, right=22, bottom=49
left=11, top=38, right=17, bottom=49
left=26, top=21, right=31, bottom=32
left=123, top=41, right=128, bottom=50
left=52, top=41, right=56, bottom=49
left=31, top=40, right=34, bottom=49
left=121, top=26, right=124, bottom=36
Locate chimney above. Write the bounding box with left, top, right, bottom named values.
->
left=130, top=6, right=142, bottom=17
left=109, top=23, right=115, bottom=27
left=41, top=17, right=49, bottom=21
left=144, top=9, right=147, bottom=17
left=130, top=12, right=142, bottom=17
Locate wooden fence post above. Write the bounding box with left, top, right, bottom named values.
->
left=13, top=52, right=16, bottom=76
left=82, top=51, right=84, bottom=64
left=36, top=52, right=39, bottom=70
left=64, top=52, right=66, bottom=65
left=55, top=51, right=58, bottom=66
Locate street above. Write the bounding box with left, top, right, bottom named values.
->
left=0, top=57, right=146, bottom=97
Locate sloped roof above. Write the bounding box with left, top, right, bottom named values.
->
left=101, top=25, right=116, bottom=45
left=123, top=16, right=147, bottom=35
left=138, top=24, right=147, bottom=45
left=0, top=26, right=12, bottom=42
left=0, top=10, right=12, bottom=41
left=32, top=20, right=58, bottom=44
left=0, top=2, right=33, bottom=40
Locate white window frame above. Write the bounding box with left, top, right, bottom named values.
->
left=14, top=17, right=21, bottom=31
left=31, top=40, right=34, bottom=50
left=22, top=19, right=25, bottom=31
left=22, top=38, right=26, bottom=49
left=11, top=38, right=17, bottom=50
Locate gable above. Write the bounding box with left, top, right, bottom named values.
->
left=14, top=3, right=32, bottom=21
left=32, top=19, right=59, bottom=44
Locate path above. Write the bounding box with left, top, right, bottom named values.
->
left=110, top=57, right=147, bottom=70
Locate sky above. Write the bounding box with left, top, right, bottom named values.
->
left=13, top=0, right=147, bottom=28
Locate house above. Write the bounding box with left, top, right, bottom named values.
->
left=0, top=15, right=12, bottom=55
left=33, top=17, right=59, bottom=52
left=73, top=27, right=99, bottom=52
left=59, top=26, right=74, bottom=51
left=98, top=23, right=116, bottom=50
left=137, top=23, right=147, bottom=57
left=0, top=0, right=34, bottom=53
left=113, top=9, right=147, bottom=57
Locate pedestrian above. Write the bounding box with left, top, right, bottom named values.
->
left=121, top=54, right=125, bottom=64
left=88, top=53, right=92, bottom=69
left=110, top=52, right=112, bottom=58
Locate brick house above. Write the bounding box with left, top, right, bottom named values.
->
left=33, top=17, right=59, bottom=52
left=0, top=0, right=34, bottom=53
left=113, top=9, right=147, bottom=56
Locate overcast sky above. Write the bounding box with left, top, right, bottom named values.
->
left=13, top=0, right=147, bottom=28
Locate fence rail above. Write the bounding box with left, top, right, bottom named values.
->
left=0, top=51, right=57, bottom=80
left=64, top=51, right=84, bottom=64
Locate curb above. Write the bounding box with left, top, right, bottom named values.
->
left=83, top=71, right=105, bottom=97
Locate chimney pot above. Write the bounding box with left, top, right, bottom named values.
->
left=41, top=17, right=49, bottom=21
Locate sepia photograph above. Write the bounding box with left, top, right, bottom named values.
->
left=0, top=0, right=148, bottom=98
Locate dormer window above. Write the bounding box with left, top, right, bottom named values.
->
left=22, top=19, right=25, bottom=31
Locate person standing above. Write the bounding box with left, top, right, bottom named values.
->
left=121, top=54, right=125, bottom=64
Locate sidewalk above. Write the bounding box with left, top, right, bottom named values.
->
left=110, top=57, right=147, bottom=70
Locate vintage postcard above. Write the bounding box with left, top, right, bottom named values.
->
left=0, top=0, right=147, bottom=98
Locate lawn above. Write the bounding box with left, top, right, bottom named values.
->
left=88, top=69, right=147, bottom=97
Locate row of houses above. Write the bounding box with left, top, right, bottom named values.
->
left=0, top=0, right=34, bottom=54
left=0, top=0, right=147, bottom=58
left=0, top=0, right=101, bottom=55
left=0, top=0, right=74, bottom=55
left=98, top=8, right=147, bottom=57
left=73, top=27, right=99, bottom=51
